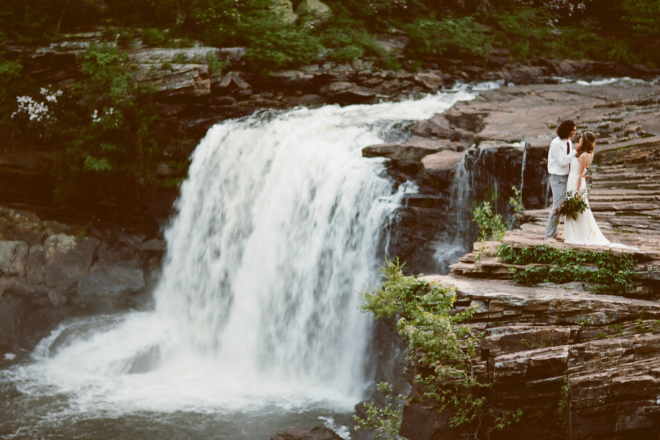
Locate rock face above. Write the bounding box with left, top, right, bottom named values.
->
left=396, top=143, right=660, bottom=439
left=361, top=80, right=660, bottom=276
left=4, top=35, right=659, bottom=228
left=0, top=205, right=163, bottom=356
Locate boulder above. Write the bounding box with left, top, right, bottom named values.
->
left=297, top=94, right=327, bottom=108
left=0, top=241, right=28, bottom=278
left=296, top=0, right=332, bottom=22
left=503, top=65, right=546, bottom=85
left=270, top=426, right=343, bottom=440
left=411, top=114, right=454, bottom=139
left=326, top=86, right=376, bottom=105
left=413, top=72, right=444, bottom=90
left=77, top=264, right=145, bottom=297
left=43, top=235, right=100, bottom=291
left=77, top=242, right=145, bottom=296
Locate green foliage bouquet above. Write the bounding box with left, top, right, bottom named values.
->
left=559, top=190, right=588, bottom=220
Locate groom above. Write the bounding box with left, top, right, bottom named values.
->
left=545, top=119, right=578, bottom=242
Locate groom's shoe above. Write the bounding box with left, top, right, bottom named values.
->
left=544, top=237, right=559, bottom=243
left=555, top=235, right=565, bottom=242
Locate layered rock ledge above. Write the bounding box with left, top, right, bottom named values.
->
left=399, top=143, right=660, bottom=440
left=365, top=79, right=660, bottom=274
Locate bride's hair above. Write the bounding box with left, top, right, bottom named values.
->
left=577, top=131, right=596, bottom=156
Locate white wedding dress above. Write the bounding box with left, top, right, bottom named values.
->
left=563, top=156, right=611, bottom=246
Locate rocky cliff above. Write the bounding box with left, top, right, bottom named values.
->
left=364, top=79, right=660, bottom=275
left=389, top=119, right=660, bottom=438
left=0, top=205, right=164, bottom=358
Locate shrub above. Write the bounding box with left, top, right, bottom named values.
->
left=241, top=13, right=323, bottom=71
left=142, top=27, right=169, bottom=46
left=473, top=201, right=507, bottom=241
left=356, top=259, right=522, bottom=437
left=54, top=43, right=159, bottom=201
left=622, top=0, right=660, bottom=36
left=405, top=16, right=492, bottom=59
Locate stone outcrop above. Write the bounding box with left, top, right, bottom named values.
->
left=362, top=80, right=660, bottom=276
left=0, top=205, right=164, bottom=356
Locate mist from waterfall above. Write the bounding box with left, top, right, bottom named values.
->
left=1, top=89, right=478, bottom=423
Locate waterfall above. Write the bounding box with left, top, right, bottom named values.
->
left=520, top=146, right=528, bottom=201
left=4, top=90, right=477, bottom=416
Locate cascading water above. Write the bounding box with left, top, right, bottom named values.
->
left=1, top=89, right=479, bottom=438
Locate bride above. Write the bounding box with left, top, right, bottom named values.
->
left=563, top=131, right=611, bottom=246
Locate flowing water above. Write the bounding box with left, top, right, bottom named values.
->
left=0, top=89, right=483, bottom=439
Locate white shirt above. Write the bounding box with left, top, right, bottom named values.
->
left=547, top=136, right=577, bottom=175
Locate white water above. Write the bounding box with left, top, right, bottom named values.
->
left=3, top=89, right=477, bottom=420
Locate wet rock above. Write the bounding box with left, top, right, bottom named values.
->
left=0, top=241, right=28, bottom=278
left=137, top=238, right=167, bottom=252
left=26, top=244, right=45, bottom=284
left=327, top=86, right=376, bottom=105
left=270, top=426, right=343, bottom=440
left=77, top=264, right=145, bottom=297
left=0, top=299, right=25, bottom=353
left=270, top=0, right=298, bottom=23
left=43, top=235, right=100, bottom=291
left=77, top=241, right=145, bottom=297
left=297, top=94, right=327, bottom=107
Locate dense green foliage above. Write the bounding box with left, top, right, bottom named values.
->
left=2, top=0, right=659, bottom=70
left=497, top=244, right=636, bottom=295
left=356, top=259, right=522, bottom=437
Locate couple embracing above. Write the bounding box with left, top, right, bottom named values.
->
left=545, top=119, right=612, bottom=246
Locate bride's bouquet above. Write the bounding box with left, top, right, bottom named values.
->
left=559, top=190, right=588, bottom=220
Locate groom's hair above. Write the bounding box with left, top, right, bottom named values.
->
left=557, top=120, right=577, bottom=139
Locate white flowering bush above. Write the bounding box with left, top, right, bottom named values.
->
left=9, top=87, right=64, bottom=138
